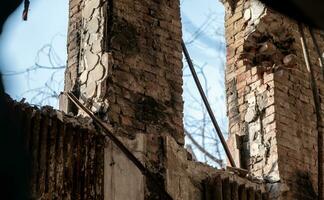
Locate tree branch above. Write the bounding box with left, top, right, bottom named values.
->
left=185, top=129, right=224, bottom=167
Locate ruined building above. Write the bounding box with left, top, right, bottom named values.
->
left=224, top=0, right=324, bottom=199
left=5, top=0, right=324, bottom=199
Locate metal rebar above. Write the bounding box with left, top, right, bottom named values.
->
left=181, top=40, right=236, bottom=168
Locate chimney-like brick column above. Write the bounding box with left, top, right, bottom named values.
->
left=61, top=0, right=184, bottom=145
left=224, top=0, right=324, bottom=199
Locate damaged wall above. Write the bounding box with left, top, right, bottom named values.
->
left=57, top=0, right=270, bottom=199
left=61, top=0, right=184, bottom=146
left=7, top=96, right=268, bottom=200
left=60, top=0, right=184, bottom=198
left=224, top=0, right=324, bottom=199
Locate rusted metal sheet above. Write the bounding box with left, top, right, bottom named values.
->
left=30, top=111, right=41, bottom=197
left=8, top=100, right=105, bottom=200
left=8, top=95, right=269, bottom=200
left=238, top=184, right=247, bottom=200
left=215, top=176, right=223, bottom=200
left=222, top=178, right=231, bottom=200
left=231, top=181, right=239, bottom=200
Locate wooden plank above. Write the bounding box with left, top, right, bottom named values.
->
left=214, top=176, right=223, bottom=200
left=238, top=184, right=247, bottom=200
left=88, top=133, right=96, bottom=199
left=94, top=134, right=105, bottom=199
left=262, top=192, right=269, bottom=200
left=231, top=181, right=239, bottom=200
left=247, top=187, right=255, bottom=200
left=222, top=177, right=231, bottom=200
left=55, top=121, right=65, bottom=198
left=85, top=132, right=96, bottom=199
left=72, top=127, right=81, bottom=200
left=63, top=124, right=73, bottom=199
left=30, top=111, right=41, bottom=197
left=47, top=116, right=58, bottom=196
left=203, top=179, right=213, bottom=200
left=38, top=113, right=49, bottom=196
left=255, top=190, right=262, bottom=200
left=80, top=129, right=88, bottom=200
left=84, top=131, right=91, bottom=200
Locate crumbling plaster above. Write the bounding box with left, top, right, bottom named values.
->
left=224, top=0, right=323, bottom=199
left=79, top=0, right=110, bottom=115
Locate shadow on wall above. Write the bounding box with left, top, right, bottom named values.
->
left=0, top=1, right=30, bottom=199
left=260, top=0, right=324, bottom=30
left=293, top=171, right=317, bottom=200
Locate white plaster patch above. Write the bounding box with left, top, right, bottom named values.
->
left=250, top=142, right=260, bottom=157
left=85, top=49, right=99, bottom=71
left=91, top=39, right=102, bottom=53
left=245, top=106, right=257, bottom=123
left=244, top=8, right=251, bottom=21
left=80, top=70, right=89, bottom=84
left=88, top=33, right=101, bottom=44
left=78, top=0, right=109, bottom=114
left=87, top=17, right=100, bottom=34
left=88, top=64, right=105, bottom=82
left=83, top=0, right=100, bottom=19
left=250, top=0, right=266, bottom=24
left=84, top=81, right=97, bottom=98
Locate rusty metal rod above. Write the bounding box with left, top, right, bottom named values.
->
left=181, top=40, right=236, bottom=167
left=65, top=92, right=173, bottom=200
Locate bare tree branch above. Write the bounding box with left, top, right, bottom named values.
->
left=185, top=129, right=224, bottom=167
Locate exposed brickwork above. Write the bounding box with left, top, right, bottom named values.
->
left=62, top=0, right=184, bottom=146
left=61, top=2, right=185, bottom=197
left=224, top=0, right=324, bottom=199
left=55, top=0, right=272, bottom=199
left=61, top=0, right=83, bottom=113
left=165, top=135, right=268, bottom=200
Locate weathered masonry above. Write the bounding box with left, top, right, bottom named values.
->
left=12, top=0, right=322, bottom=199
left=60, top=0, right=269, bottom=199
left=8, top=96, right=267, bottom=199
left=61, top=0, right=184, bottom=145
left=224, top=0, right=324, bottom=199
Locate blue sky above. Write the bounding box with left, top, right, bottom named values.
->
left=0, top=0, right=68, bottom=107
left=0, top=0, right=227, bottom=166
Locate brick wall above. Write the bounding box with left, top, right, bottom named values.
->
left=61, top=2, right=185, bottom=197
left=61, top=0, right=82, bottom=113
left=224, top=0, right=324, bottom=199
left=61, top=0, right=184, bottom=146
left=57, top=0, right=273, bottom=199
